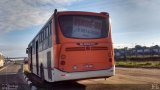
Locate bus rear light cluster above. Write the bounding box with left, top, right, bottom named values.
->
left=109, top=58, right=112, bottom=62
left=60, top=54, right=66, bottom=65
left=108, top=52, right=111, bottom=57
left=60, top=60, right=66, bottom=65
left=61, top=54, right=66, bottom=59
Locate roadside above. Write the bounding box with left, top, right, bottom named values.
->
left=0, top=63, right=29, bottom=90
left=116, top=60, right=160, bottom=68
left=78, top=67, right=160, bottom=84
left=23, top=64, right=160, bottom=90
left=0, top=63, right=10, bottom=72
left=0, top=66, right=7, bottom=72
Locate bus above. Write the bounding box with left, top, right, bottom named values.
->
left=26, top=9, right=115, bottom=82
left=0, top=52, right=5, bottom=67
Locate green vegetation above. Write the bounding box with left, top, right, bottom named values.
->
left=115, top=60, right=160, bottom=68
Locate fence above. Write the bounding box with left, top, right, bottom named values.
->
left=114, top=45, right=160, bottom=61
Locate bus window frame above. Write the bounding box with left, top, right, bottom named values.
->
left=58, top=15, right=109, bottom=39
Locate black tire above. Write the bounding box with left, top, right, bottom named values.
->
left=40, top=64, right=45, bottom=81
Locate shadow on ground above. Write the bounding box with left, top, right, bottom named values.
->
left=25, top=71, right=86, bottom=90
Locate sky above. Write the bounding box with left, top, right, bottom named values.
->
left=0, top=0, right=160, bottom=57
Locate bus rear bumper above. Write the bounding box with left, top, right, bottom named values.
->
left=54, top=65, right=115, bottom=82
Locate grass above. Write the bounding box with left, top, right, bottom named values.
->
left=116, top=60, right=160, bottom=68
left=23, top=61, right=160, bottom=72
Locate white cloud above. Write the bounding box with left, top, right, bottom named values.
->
left=0, top=0, right=81, bottom=57
left=113, top=43, right=132, bottom=48
left=0, top=44, right=26, bottom=57
left=130, top=0, right=160, bottom=6
left=53, top=0, right=81, bottom=5
left=0, top=0, right=80, bottom=33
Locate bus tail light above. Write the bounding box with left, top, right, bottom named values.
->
left=109, top=58, right=112, bottom=62
left=61, top=54, right=66, bottom=59
left=60, top=60, right=65, bottom=65
left=108, top=52, right=112, bottom=57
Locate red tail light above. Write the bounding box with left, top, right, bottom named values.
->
left=61, top=54, right=66, bottom=59
left=109, top=58, right=112, bottom=62
left=60, top=60, right=65, bottom=65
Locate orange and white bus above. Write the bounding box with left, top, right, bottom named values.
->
left=26, top=9, right=115, bottom=82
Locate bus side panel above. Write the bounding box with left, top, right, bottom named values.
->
left=28, top=18, right=55, bottom=82
left=31, top=44, right=55, bottom=82
left=39, top=18, right=55, bottom=82
left=32, top=54, right=37, bottom=75
left=41, top=47, right=54, bottom=82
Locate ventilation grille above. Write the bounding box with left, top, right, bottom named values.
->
left=65, top=47, right=108, bottom=51
left=65, top=47, right=85, bottom=51
left=91, top=47, right=108, bottom=50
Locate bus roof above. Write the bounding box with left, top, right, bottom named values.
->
left=57, top=11, right=109, bottom=15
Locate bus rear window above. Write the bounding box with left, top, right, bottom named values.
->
left=59, top=15, right=109, bottom=39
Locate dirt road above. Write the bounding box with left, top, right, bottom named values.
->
left=78, top=67, right=160, bottom=84
left=25, top=67, right=160, bottom=90
left=2, top=64, right=160, bottom=90
left=70, top=67, right=160, bottom=90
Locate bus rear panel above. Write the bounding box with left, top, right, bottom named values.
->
left=27, top=10, right=115, bottom=82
